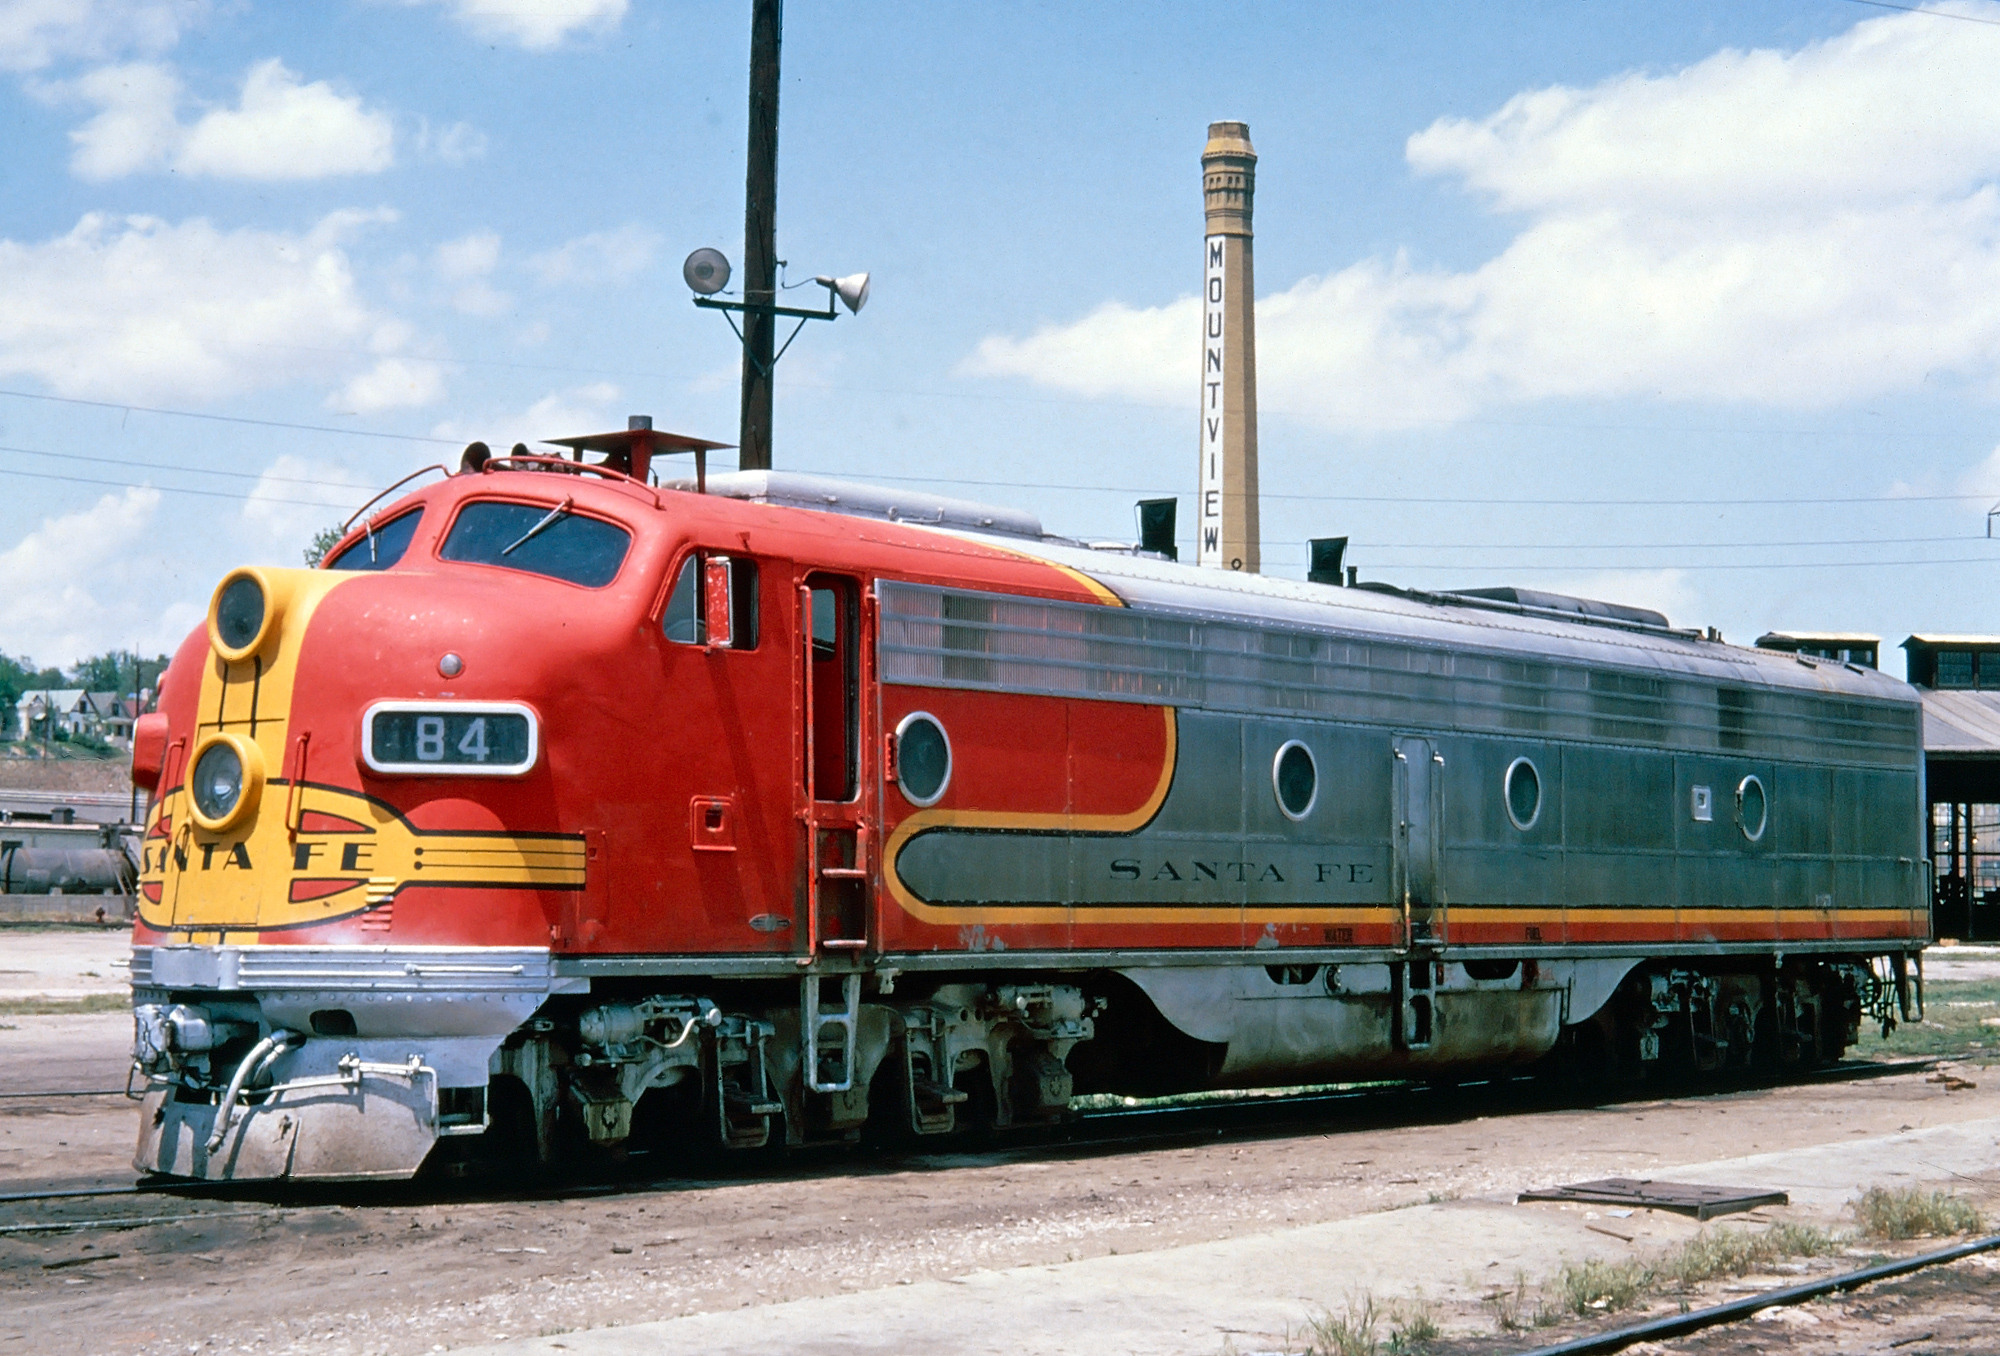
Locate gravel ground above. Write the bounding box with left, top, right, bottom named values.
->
left=0, top=1056, right=1994, bottom=1356
left=3, top=931, right=1992, bottom=1355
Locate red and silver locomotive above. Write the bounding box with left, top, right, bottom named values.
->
left=127, top=429, right=1929, bottom=1180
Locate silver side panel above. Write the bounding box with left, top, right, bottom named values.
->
left=1120, top=960, right=1636, bottom=1081
left=877, top=580, right=1918, bottom=767
left=133, top=944, right=584, bottom=996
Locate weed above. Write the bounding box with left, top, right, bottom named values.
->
left=1484, top=1272, right=1531, bottom=1332
left=1552, top=1256, right=1650, bottom=1315
left=1852, top=1186, right=1984, bottom=1239
left=1854, top=977, right=2000, bottom=1063
left=1423, top=1190, right=1460, bottom=1205
left=1657, top=1223, right=1838, bottom=1290
left=1296, top=1295, right=1379, bottom=1356
left=1384, top=1297, right=1440, bottom=1353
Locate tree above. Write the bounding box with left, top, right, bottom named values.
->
left=304, top=523, right=345, bottom=568
left=0, top=651, right=67, bottom=741
left=66, top=650, right=171, bottom=698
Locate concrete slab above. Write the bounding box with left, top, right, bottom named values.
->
left=453, top=1116, right=2000, bottom=1356
left=0, top=926, right=131, bottom=1000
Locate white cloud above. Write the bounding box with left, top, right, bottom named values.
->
left=67, top=60, right=180, bottom=178
left=0, top=487, right=193, bottom=662
left=434, top=229, right=511, bottom=316
left=180, top=59, right=393, bottom=179
left=436, top=230, right=500, bottom=281
left=0, top=0, right=196, bottom=74
left=411, top=0, right=627, bottom=51
left=330, top=358, right=448, bottom=413
left=240, top=455, right=374, bottom=548
left=1955, top=443, right=2000, bottom=498
left=431, top=381, right=621, bottom=451
left=528, top=224, right=659, bottom=286
left=967, top=6, right=2000, bottom=429
left=415, top=117, right=486, bottom=165
left=69, top=57, right=394, bottom=181
left=0, top=209, right=402, bottom=403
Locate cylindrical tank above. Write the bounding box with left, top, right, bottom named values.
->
left=0, top=847, right=133, bottom=894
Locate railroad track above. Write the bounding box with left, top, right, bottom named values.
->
left=1512, top=1230, right=2000, bottom=1356
left=0, top=1056, right=1942, bottom=1224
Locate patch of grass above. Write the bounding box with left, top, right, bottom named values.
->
left=1852, top=1186, right=1983, bottom=1239
left=1657, top=1223, right=1839, bottom=1290
left=1854, top=977, right=2000, bottom=1063
left=1384, top=1298, right=1440, bottom=1353
left=1483, top=1272, right=1558, bottom=1332
left=0, top=993, right=129, bottom=1016
left=1552, top=1255, right=1651, bottom=1315
left=1294, top=1295, right=1379, bottom=1356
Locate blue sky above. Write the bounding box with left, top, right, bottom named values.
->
left=2, top=0, right=1998, bottom=674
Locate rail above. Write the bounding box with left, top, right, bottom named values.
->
left=1510, top=1230, right=2000, bottom=1356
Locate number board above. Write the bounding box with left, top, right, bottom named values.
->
left=363, top=702, right=538, bottom=775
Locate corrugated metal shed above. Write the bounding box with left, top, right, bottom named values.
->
left=1919, top=689, right=2000, bottom=756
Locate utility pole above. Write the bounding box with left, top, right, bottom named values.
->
left=739, top=0, right=782, bottom=472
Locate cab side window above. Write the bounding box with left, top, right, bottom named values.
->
left=662, top=553, right=759, bottom=648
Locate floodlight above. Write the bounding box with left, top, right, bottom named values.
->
left=814, top=272, right=870, bottom=314
left=684, top=248, right=732, bottom=296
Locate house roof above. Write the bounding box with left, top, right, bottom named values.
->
left=1903, top=635, right=2000, bottom=651
left=15, top=689, right=88, bottom=711
left=1754, top=631, right=1880, bottom=647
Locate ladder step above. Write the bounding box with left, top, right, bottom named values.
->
left=818, top=938, right=868, bottom=950
left=818, top=866, right=867, bottom=879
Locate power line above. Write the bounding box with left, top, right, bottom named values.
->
left=1837, top=0, right=2000, bottom=28
left=810, top=465, right=1994, bottom=508
left=0, top=460, right=1992, bottom=572
left=4, top=427, right=1981, bottom=509
left=1268, top=555, right=2000, bottom=572
left=0, top=465, right=364, bottom=511
left=1350, top=534, right=1985, bottom=551
left=0, top=444, right=371, bottom=491
left=0, top=388, right=458, bottom=445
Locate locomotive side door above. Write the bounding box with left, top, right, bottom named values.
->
left=797, top=573, right=869, bottom=954
left=1393, top=735, right=1445, bottom=1051
left=1393, top=735, right=1446, bottom=944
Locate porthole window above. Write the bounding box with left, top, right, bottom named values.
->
left=1737, top=774, right=1768, bottom=843
left=1504, top=757, right=1542, bottom=831
left=895, top=712, right=951, bottom=807
left=1273, top=741, right=1317, bottom=820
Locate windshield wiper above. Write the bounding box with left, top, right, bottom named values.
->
left=501, top=497, right=572, bottom=556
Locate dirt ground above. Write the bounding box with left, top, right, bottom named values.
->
left=1, top=1044, right=1996, bottom=1355
left=2, top=930, right=1994, bottom=1356
left=0, top=757, right=132, bottom=793
left=1587, top=1253, right=2000, bottom=1356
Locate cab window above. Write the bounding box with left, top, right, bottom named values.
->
left=662, top=553, right=760, bottom=648
left=327, top=510, right=421, bottom=571
left=439, top=500, right=631, bottom=587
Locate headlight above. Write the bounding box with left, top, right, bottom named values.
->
left=208, top=568, right=278, bottom=661
left=186, top=732, right=265, bottom=833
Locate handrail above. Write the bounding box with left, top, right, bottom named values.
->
left=339, top=465, right=450, bottom=533
left=480, top=455, right=662, bottom=507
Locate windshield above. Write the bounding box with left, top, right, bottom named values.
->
left=438, top=501, right=631, bottom=587
left=327, top=509, right=422, bottom=571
